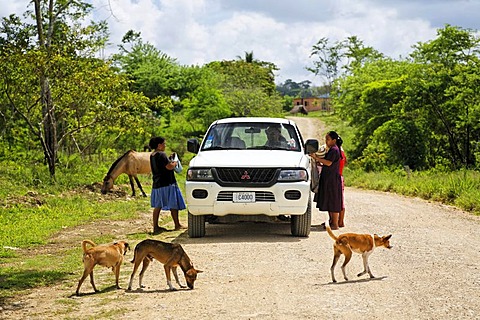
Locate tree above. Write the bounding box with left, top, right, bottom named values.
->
left=276, top=79, right=313, bottom=97
left=308, top=36, right=383, bottom=91
left=408, top=25, right=480, bottom=168
left=0, top=1, right=149, bottom=177
left=307, top=37, right=343, bottom=90
left=359, top=119, right=426, bottom=171
left=237, top=51, right=255, bottom=63
left=112, top=31, right=180, bottom=99
left=206, top=60, right=283, bottom=117
left=333, top=26, right=480, bottom=170
left=182, top=68, right=231, bottom=132
left=333, top=58, right=411, bottom=161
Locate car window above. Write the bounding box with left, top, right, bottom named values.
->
left=201, top=123, right=301, bottom=151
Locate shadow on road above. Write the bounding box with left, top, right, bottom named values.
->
left=174, top=221, right=307, bottom=244
left=320, top=275, right=388, bottom=286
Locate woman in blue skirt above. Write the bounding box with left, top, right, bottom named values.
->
left=148, top=136, right=186, bottom=233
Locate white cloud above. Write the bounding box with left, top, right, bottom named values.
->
left=2, top=0, right=479, bottom=86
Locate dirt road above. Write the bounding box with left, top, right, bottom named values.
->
left=2, top=117, right=480, bottom=320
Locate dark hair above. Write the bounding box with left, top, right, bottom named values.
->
left=266, top=124, right=282, bottom=133
left=148, top=136, right=165, bottom=150
left=327, top=130, right=338, bottom=141
left=327, top=130, right=343, bottom=148
left=336, top=135, right=343, bottom=147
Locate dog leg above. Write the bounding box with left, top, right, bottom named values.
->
left=128, top=257, right=144, bottom=290
left=340, top=249, right=352, bottom=282
left=113, top=264, right=121, bottom=289
left=89, top=270, right=99, bottom=292
left=164, top=265, right=177, bottom=291
left=76, top=268, right=90, bottom=295
left=330, top=248, right=342, bottom=283
left=172, top=266, right=187, bottom=288
left=358, top=252, right=375, bottom=278
left=138, top=257, right=151, bottom=289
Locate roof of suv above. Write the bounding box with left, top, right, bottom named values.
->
left=213, top=117, right=292, bottom=125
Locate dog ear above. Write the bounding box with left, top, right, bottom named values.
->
left=195, top=269, right=203, bottom=273
left=123, top=243, right=130, bottom=254
left=384, top=235, right=392, bottom=241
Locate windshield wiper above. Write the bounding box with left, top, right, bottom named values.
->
left=263, top=146, right=286, bottom=150
left=203, top=146, right=226, bottom=150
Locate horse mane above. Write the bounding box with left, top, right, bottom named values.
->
left=105, top=150, right=135, bottom=178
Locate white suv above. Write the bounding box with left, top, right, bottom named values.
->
left=185, top=117, right=317, bottom=238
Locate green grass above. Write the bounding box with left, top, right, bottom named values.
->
left=0, top=152, right=187, bottom=301
left=0, top=193, right=148, bottom=256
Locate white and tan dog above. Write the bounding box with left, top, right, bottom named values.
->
left=326, top=226, right=392, bottom=283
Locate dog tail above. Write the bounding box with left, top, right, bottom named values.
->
left=130, top=245, right=138, bottom=263
left=326, top=226, right=338, bottom=241
left=81, top=239, right=96, bottom=253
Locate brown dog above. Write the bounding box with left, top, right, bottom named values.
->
left=76, top=240, right=130, bottom=295
left=326, top=226, right=392, bottom=283
left=127, top=239, right=202, bottom=291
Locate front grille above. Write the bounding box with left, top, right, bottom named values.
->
left=214, top=168, right=278, bottom=187
left=217, top=191, right=275, bottom=202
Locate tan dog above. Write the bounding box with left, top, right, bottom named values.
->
left=76, top=240, right=130, bottom=295
left=326, top=226, right=392, bottom=283
left=127, top=239, right=202, bottom=291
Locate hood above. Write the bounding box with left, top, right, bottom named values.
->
left=189, top=150, right=308, bottom=168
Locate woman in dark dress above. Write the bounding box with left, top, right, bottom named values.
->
left=309, top=131, right=343, bottom=230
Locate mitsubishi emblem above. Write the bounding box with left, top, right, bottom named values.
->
left=241, top=170, right=251, bottom=180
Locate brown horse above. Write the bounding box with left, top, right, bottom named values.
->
left=101, top=150, right=151, bottom=197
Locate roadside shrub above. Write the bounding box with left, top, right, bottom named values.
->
left=357, top=119, right=426, bottom=171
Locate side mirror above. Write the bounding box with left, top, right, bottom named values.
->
left=304, top=139, right=319, bottom=154
left=187, top=139, right=200, bottom=154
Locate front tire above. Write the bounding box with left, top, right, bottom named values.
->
left=291, top=195, right=311, bottom=237
left=188, top=211, right=205, bottom=238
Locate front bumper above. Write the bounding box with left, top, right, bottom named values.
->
left=186, top=181, right=310, bottom=216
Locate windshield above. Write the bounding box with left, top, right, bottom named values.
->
left=201, top=122, right=301, bottom=151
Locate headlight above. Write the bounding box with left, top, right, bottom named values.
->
left=187, top=168, right=214, bottom=181
left=277, top=169, right=307, bottom=182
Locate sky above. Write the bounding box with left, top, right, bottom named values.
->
left=2, top=0, right=480, bottom=86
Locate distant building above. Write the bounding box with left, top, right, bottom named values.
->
left=291, top=94, right=331, bottom=113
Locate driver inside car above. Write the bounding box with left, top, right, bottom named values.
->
left=264, top=125, right=288, bottom=148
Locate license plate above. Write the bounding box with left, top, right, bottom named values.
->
left=233, top=192, right=255, bottom=203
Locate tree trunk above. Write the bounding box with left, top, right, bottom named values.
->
left=41, top=76, right=57, bottom=177
left=34, top=0, right=58, bottom=178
